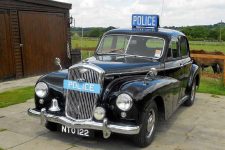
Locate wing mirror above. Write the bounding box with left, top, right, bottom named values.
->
left=54, top=57, right=62, bottom=70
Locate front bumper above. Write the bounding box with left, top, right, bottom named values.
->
left=27, top=108, right=140, bottom=138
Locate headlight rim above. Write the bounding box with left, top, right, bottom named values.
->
left=116, top=93, right=133, bottom=111
left=35, top=82, right=49, bottom=98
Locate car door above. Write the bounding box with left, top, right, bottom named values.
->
left=179, top=36, right=192, bottom=98
left=164, top=37, right=184, bottom=111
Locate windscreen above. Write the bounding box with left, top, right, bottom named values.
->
left=97, top=34, right=165, bottom=58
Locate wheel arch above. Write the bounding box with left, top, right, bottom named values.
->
left=141, top=94, right=166, bottom=120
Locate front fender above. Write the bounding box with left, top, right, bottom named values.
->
left=103, top=75, right=179, bottom=102
left=35, top=69, right=68, bottom=111
left=103, top=75, right=180, bottom=121
left=119, top=77, right=179, bottom=102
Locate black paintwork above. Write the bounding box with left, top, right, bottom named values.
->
left=33, top=28, right=200, bottom=125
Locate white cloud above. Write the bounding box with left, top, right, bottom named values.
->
left=56, top=0, right=225, bottom=27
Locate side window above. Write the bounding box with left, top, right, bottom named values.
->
left=167, top=38, right=179, bottom=59
left=180, top=37, right=189, bottom=57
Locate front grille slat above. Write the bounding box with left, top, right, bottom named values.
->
left=66, top=65, right=103, bottom=120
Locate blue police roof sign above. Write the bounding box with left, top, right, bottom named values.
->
left=132, top=14, right=159, bottom=28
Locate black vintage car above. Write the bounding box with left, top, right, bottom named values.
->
left=28, top=24, right=200, bottom=147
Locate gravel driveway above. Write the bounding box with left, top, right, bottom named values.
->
left=0, top=93, right=225, bottom=150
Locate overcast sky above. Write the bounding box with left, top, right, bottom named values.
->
left=56, top=0, right=225, bottom=28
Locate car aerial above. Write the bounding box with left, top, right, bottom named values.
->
left=28, top=14, right=200, bottom=147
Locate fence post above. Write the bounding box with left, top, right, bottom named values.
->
left=224, top=59, right=225, bottom=86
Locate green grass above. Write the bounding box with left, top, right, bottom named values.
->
left=189, top=41, right=225, bottom=53
left=72, top=37, right=99, bottom=48
left=0, top=147, right=4, bottom=150
left=0, top=128, right=7, bottom=132
left=81, top=50, right=95, bottom=60
left=0, top=86, right=34, bottom=108
left=197, top=77, right=225, bottom=96
left=72, top=38, right=225, bottom=54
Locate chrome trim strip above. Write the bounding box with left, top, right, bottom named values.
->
left=28, top=108, right=140, bottom=135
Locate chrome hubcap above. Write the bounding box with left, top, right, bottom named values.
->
left=146, top=109, right=155, bottom=138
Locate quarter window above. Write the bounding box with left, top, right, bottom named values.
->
left=168, top=38, right=179, bottom=59
left=180, top=37, right=189, bottom=57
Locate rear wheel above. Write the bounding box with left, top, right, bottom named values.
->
left=45, top=121, right=58, bottom=131
left=133, top=100, right=158, bottom=147
left=184, top=79, right=196, bottom=106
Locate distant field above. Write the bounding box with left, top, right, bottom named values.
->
left=72, top=38, right=225, bottom=53
left=72, top=38, right=225, bottom=59
left=189, top=41, right=225, bottom=53
left=72, top=37, right=99, bottom=49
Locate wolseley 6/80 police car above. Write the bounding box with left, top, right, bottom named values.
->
left=28, top=14, right=200, bottom=147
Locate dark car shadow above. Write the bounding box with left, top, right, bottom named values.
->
left=40, top=103, right=192, bottom=149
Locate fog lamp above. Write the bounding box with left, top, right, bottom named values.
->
left=94, top=107, right=105, bottom=120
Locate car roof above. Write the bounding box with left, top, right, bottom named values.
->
left=105, top=28, right=185, bottom=39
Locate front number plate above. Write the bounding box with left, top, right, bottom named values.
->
left=61, top=125, right=90, bottom=137
left=63, top=79, right=101, bottom=94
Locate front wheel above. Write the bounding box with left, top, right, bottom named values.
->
left=184, top=79, right=197, bottom=106
left=133, top=101, right=158, bottom=147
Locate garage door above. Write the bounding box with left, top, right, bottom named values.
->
left=0, top=10, right=15, bottom=80
left=19, top=11, right=69, bottom=76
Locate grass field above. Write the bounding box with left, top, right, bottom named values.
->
left=197, top=76, right=225, bottom=95
left=0, top=86, right=34, bottom=108
left=72, top=38, right=225, bottom=59
left=189, top=41, right=225, bottom=53
left=72, top=37, right=99, bottom=49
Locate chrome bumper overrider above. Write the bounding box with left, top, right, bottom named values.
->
left=27, top=108, right=140, bottom=138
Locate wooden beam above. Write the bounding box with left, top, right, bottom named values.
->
left=190, top=54, right=225, bottom=60
left=224, top=60, right=225, bottom=85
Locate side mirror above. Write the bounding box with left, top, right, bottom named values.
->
left=54, top=57, right=62, bottom=70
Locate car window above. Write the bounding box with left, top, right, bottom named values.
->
left=127, top=36, right=164, bottom=58
left=180, top=37, right=189, bottom=57
left=97, top=34, right=165, bottom=58
left=167, top=38, right=179, bottom=59
left=99, top=35, right=129, bottom=54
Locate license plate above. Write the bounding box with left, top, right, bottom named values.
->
left=63, top=79, right=101, bottom=94
left=60, top=125, right=90, bottom=137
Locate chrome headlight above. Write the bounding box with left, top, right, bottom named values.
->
left=35, top=82, right=48, bottom=98
left=116, top=93, right=133, bottom=111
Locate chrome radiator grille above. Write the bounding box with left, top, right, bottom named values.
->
left=65, top=64, right=104, bottom=120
